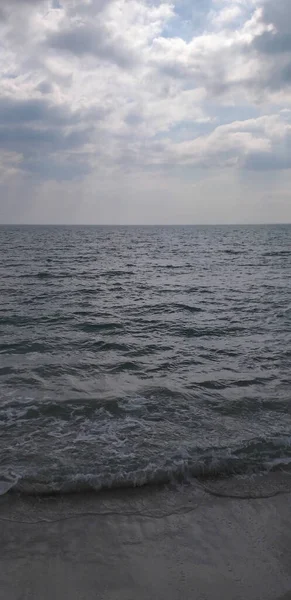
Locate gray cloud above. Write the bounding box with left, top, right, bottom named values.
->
left=0, top=97, right=77, bottom=126
left=254, top=0, right=291, bottom=54
left=0, top=97, right=96, bottom=180
left=36, top=81, right=54, bottom=94
left=244, top=151, right=291, bottom=170
left=255, top=32, right=291, bottom=54
left=65, top=0, right=113, bottom=17
left=2, top=0, right=44, bottom=3
left=249, top=0, right=291, bottom=90
left=21, top=154, right=91, bottom=181
left=261, top=0, right=291, bottom=33
left=47, top=23, right=135, bottom=67
left=0, top=125, right=90, bottom=153
left=0, top=0, right=45, bottom=18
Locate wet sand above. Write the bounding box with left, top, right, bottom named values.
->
left=1, top=474, right=291, bottom=600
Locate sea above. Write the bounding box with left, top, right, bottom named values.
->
left=0, top=224, right=291, bottom=495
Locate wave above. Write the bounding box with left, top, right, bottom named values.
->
left=172, top=303, right=203, bottom=314
left=3, top=455, right=291, bottom=497
left=100, top=270, right=135, bottom=277
left=89, top=340, right=130, bottom=352
left=0, top=314, right=73, bottom=327
left=127, top=302, right=203, bottom=316
left=182, top=325, right=245, bottom=338
left=2, top=435, right=291, bottom=496
left=76, top=322, right=124, bottom=333
left=0, top=471, right=20, bottom=495
left=263, top=250, right=291, bottom=257
left=0, top=341, right=49, bottom=354
left=36, top=271, right=54, bottom=279
left=162, top=265, right=185, bottom=270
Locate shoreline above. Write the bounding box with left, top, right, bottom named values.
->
left=3, top=459, right=291, bottom=498
left=1, top=471, right=291, bottom=599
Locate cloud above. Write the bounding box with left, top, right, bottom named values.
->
left=212, top=5, right=242, bottom=27
left=151, top=1, right=291, bottom=104
left=260, top=0, right=291, bottom=35
left=142, top=114, right=291, bottom=170
left=244, top=151, right=291, bottom=170
left=248, top=0, right=291, bottom=91
left=1, top=0, right=44, bottom=3
left=0, top=96, right=96, bottom=181
left=46, top=0, right=174, bottom=67
left=0, top=96, right=75, bottom=125
left=21, top=154, right=92, bottom=181
left=48, top=23, right=136, bottom=67
left=0, top=0, right=45, bottom=21
left=0, top=0, right=291, bottom=223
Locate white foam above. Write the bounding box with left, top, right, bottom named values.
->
left=0, top=471, right=19, bottom=496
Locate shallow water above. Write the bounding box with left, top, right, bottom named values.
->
left=0, top=224, right=291, bottom=493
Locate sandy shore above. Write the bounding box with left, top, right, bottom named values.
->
left=1, top=473, right=291, bottom=600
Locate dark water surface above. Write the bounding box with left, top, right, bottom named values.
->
left=0, top=225, right=291, bottom=493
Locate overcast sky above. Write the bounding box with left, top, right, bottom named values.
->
left=0, top=0, right=290, bottom=224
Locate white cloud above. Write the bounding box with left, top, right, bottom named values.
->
left=211, top=4, right=243, bottom=27
left=138, top=114, right=291, bottom=170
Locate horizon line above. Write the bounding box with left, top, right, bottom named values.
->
left=0, top=223, right=290, bottom=227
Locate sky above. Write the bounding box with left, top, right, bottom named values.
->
left=0, top=0, right=290, bottom=224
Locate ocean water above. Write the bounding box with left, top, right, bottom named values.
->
left=0, top=224, right=291, bottom=494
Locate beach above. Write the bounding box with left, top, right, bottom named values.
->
left=1, top=473, right=291, bottom=600
left=1, top=0, right=291, bottom=595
